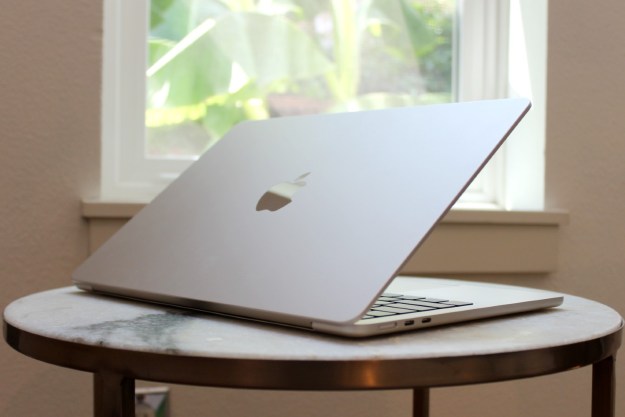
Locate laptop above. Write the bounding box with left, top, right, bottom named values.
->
left=73, top=98, right=563, bottom=337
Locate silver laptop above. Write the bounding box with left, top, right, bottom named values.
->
left=73, top=98, right=563, bottom=337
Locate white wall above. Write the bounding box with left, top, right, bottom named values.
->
left=1, top=0, right=625, bottom=416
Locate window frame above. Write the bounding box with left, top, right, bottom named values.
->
left=100, top=0, right=545, bottom=210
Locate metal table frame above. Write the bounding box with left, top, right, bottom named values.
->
left=4, top=320, right=621, bottom=417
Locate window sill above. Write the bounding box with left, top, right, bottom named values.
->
left=82, top=201, right=568, bottom=275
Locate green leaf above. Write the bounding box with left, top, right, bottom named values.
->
left=208, top=12, right=334, bottom=86
left=148, top=38, right=175, bottom=67
left=147, top=23, right=233, bottom=108
left=150, top=0, right=175, bottom=29
left=201, top=103, right=247, bottom=140
left=399, top=0, right=443, bottom=57
left=150, top=0, right=231, bottom=41
left=325, top=0, right=361, bottom=101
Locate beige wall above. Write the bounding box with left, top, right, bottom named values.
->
left=1, top=0, right=624, bottom=416
left=1, top=0, right=100, bottom=415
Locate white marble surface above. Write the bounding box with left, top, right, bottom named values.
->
left=4, top=285, right=622, bottom=361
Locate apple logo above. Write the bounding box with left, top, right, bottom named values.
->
left=256, top=172, right=310, bottom=212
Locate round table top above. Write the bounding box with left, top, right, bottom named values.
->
left=4, top=284, right=622, bottom=390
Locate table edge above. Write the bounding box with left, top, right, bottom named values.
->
left=4, top=319, right=622, bottom=390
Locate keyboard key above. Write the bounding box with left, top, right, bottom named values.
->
left=365, top=293, right=473, bottom=319
left=373, top=306, right=415, bottom=314
left=400, top=295, right=427, bottom=300
left=391, top=299, right=437, bottom=307
left=402, top=301, right=455, bottom=309
left=388, top=303, right=436, bottom=312
left=367, top=310, right=397, bottom=317
left=441, top=301, right=473, bottom=307
left=377, top=296, right=401, bottom=302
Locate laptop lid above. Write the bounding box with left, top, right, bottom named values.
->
left=74, top=98, right=531, bottom=325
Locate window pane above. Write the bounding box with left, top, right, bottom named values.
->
left=146, top=0, right=456, bottom=159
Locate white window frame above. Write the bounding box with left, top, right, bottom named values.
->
left=100, top=0, right=546, bottom=210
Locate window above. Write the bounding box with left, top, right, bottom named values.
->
left=146, top=0, right=455, bottom=157
left=101, top=0, right=546, bottom=210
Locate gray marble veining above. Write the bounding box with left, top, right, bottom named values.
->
left=4, top=285, right=622, bottom=361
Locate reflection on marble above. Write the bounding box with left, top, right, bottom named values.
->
left=4, top=286, right=623, bottom=361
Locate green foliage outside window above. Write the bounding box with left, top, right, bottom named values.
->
left=146, top=0, right=455, bottom=157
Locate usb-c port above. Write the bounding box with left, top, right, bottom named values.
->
left=421, top=318, right=432, bottom=323
left=404, top=320, right=415, bottom=326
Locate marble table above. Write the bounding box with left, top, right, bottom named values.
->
left=3, top=283, right=623, bottom=417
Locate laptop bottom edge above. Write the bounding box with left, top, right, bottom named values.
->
left=313, top=296, right=563, bottom=338
left=74, top=281, right=316, bottom=332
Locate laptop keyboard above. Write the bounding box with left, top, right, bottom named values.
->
left=362, top=293, right=473, bottom=320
